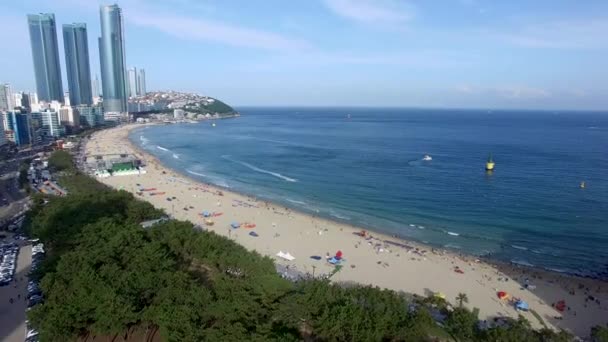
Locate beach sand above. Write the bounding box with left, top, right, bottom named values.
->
left=85, top=123, right=608, bottom=338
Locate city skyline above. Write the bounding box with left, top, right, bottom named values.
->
left=0, top=1, right=607, bottom=110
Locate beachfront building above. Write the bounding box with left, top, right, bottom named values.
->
left=63, top=23, right=93, bottom=106
left=173, top=109, right=185, bottom=119
left=27, top=13, right=64, bottom=102
left=14, top=92, right=32, bottom=112
left=40, top=109, right=65, bottom=138
left=77, top=104, right=104, bottom=127
left=99, top=5, right=128, bottom=114
left=29, top=112, right=43, bottom=145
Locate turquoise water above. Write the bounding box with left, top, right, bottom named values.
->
left=130, top=108, right=608, bottom=278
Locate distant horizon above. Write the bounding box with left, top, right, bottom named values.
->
left=1, top=0, right=607, bottom=110
left=233, top=104, right=608, bottom=113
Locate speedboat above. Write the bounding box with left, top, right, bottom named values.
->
left=422, top=154, right=432, bottom=161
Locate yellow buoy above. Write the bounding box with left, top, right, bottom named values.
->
left=485, top=153, right=495, bottom=171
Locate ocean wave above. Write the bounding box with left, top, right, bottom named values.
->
left=186, top=169, right=206, bottom=177
left=544, top=267, right=568, bottom=274
left=172, top=153, right=180, bottom=159
left=511, top=259, right=534, bottom=267
left=329, top=210, right=351, bottom=220
left=222, top=155, right=298, bottom=182
left=447, top=231, right=460, bottom=236
left=444, top=243, right=461, bottom=249
left=417, top=225, right=425, bottom=230
left=139, top=135, right=149, bottom=144
left=156, top=145, right=170, bottom=152
left=286, top=198, right=307, bottom=205
left=511, top=245, right=528, bottom=251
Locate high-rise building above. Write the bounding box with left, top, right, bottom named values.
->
left=59, top=106, right=80, bottom=127
left=127, top=67, right=138, bottom=97
left=0, top=113, right=5, bottom=145
left=27, top=13, right=64, bottom=102
left=92, top=74, right=100, bottom=97
left=99, top=4, right=127, bottom=113
left=63, top=23, right=93, bottom=106
left=0, top=83, right=14, bottom=111
left=137, top=68, right=146, bottom=95
left=40, top=110, right=64, bottom=138
left=77, top=104, right=104, bottom=127
left=11, top=112, right=32, bottom=146
left=29, top=112, right=43, bottom=145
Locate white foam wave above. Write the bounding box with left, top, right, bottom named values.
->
left=409, top=224, right=415, bottom=227
left=156, top=145, right=169, bottom=152
left=286, top=198, right=307, bottom=205
left=544, top=267, right=568, bottom=274
left=172, top=153, right=180, bottom=159
left=139, top=135, right=149, bottom=144
left=186, top=169, right=206, bottom=177
left=444, top=243, right=461, bottom=249
left=511, top=259, right=534, bottom=267
left=329, top=211, right=351, bottom=220
left=417, top=225, right=425, bottom=229
left=222, top=155, right=297, bottom=182
left=511, top=245, right=528, bottom=251
left=447, top=231, right=459, bottom=236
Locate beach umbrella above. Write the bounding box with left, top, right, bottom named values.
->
left=231, top=222, right=240, bottom=229
left=434, top=292, right=446, bottom=299
left=497, top=291, right=509, bottom=300
left=249, top=231, right=259, bottom=237
left=202, top=211, right=210, bottom=217
left=336, top=250, right=343, bottom=258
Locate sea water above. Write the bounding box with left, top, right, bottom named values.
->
left=130, top=108, right=608, bottom=278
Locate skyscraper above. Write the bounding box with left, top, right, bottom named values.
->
left=127, top=67, right=138, bottom=97
left=92, top=74, right=100, bottom=97
left=63, top=23, right=93, bottom=106
left=137, top=68, right=146, bottom=95
left=11, top=112, right=32, bottom=146
left=99, top=4, right=127, bottom=113
left=27, top=14, right=64, bottom=102
left=0, top=83, right=14, bottom=111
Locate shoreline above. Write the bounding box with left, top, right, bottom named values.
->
left=86, top=122, right=608, bottom=338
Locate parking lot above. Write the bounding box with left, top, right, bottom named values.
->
left=0, top=235, right=43, bottom=342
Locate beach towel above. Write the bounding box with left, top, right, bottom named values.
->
left=310, top=256, right=322, bottom=260
left=249, top=231, right=259, bottom=237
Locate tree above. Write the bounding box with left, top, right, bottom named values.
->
left=456, top=293, right=468, bottom=308
left=592, top=325, right=608, bottom=342
left=445, top=307, right=478, bottom=341
left=48, top=150, right=74, bottom=172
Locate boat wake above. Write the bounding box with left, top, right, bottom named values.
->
left=222, top=155, right=298, bottom=182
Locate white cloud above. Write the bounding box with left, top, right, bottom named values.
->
left=126, top=10, right=312, bottom=51
left=323, top=0, right=413, bottom=25
left=496, top=19, right=608, bottom=49
left=455, top=85, right=551, bottom=100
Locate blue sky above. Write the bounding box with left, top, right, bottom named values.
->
left=1, top=0, right=607, bottom=109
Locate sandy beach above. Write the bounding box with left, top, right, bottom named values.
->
left=85, top=123, right=608, bottom=338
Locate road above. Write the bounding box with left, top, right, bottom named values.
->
left=0, top=238, right=32, bottom=342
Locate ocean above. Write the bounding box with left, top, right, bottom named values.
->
left=130, top=108, right=608, bottom=278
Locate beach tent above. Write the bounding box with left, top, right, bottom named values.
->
left=202, top=211, right=211, bottom=217
left=515, top=300, right=529, bottom=311
left=231, top=222, right=240, bottom=229
left=434, top=292, right=446, bottom=299
left=310, top=255, right=322, bottom=260
left=328, top=256, right=342, bottom=265
left=336, top=250, right=343, bottom=258
left=249, top=231, right=259, bottom=237
left=555, top=300, right=566, bottom=312
left=497, top=291, right=509, bottom=300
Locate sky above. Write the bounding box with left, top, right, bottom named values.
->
left=1, top=0, right=607, bottom=110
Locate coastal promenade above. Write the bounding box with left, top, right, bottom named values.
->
left=85, top=123, right=608, bottom=338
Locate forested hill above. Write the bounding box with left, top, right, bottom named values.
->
left=22, top=152, right=606, bottom=341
